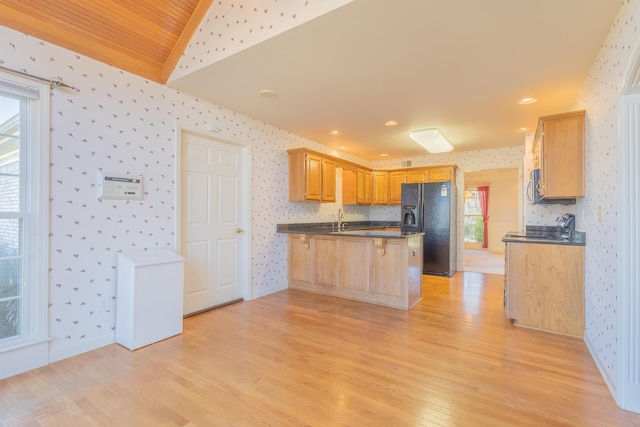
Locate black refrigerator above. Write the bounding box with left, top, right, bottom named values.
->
left=400, top=182, right=457, bottom=277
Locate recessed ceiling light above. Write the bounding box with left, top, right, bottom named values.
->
left=518, top=97, right=537, bottom=105
left=329, top=129, right=341, bottom=136
left=385, top=120, right=398, bottom=127
left=338, top=146, right=345, bottom=150
left=379, top=153, right=388, bottom=157
left=259, top=89, right=277, bottom=98
left=516, top=127, right=530, bottom=133
left=409, top=129, right=454, bottom=153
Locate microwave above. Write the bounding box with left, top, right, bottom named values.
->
left=527, top=169, right=576, bottom=205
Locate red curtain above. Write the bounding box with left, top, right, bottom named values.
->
left=477, top=186, right=489, bottom=248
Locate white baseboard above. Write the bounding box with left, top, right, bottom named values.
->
left=584, top=334, right=617, bottom=401
left=0, top=338, right=51, bottom=380
left=48, top=332, right=115, bottom=363
left=249, top=283, right=287, bottom=300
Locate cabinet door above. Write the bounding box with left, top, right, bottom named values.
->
left=314, top=236, right=338, bottom=288
left=356, top=168, right=366, bottom=204
left=321, top=157, right=336, bottom=202
left=304, top=153, right=323, bottom=201
left=364, top=170, right=373, bottom=204
left=372, top=171, right=389, bottom=205
left=288, top=235, right=313, bottom=288
left=342, top=168, right=357, bottom=205
left=539, top=112, right=585, bottom=198
left=389, top=171, right=406, bottom=205
left=506, top=242, right=584, bottom=336
left=406, top=169, right=428, bottom=183
left=428, top=167, right=451, bottom=183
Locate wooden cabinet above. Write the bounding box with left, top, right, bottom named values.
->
left=428, top=166, right=454, bottom=183
left=288, top=147, right=456, bottom=205
left=505, top=242, right=585, bottom=337
left=356, top=168, right=372, bottom=205
left=288, top=149, right=336, bottom=202
left=342, top=167, right=357, bottom=205
left=406, top=169, right=428, bottom=183
left=389, top=171, right=406, bottom=205
left=371, top=171, right=389, bottom=205
left=287, top=234, right=422, bottom=309
left=388, top=166, right=456, bottom=205
left=532, top=110, right=585, bottom=198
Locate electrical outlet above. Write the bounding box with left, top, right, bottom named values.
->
left=100, top=297, right=110, bottom=312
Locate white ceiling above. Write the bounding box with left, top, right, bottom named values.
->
left=168, top=0, right=620, bottom=161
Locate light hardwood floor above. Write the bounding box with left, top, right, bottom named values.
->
left=2, top=273, right=639, bottom=426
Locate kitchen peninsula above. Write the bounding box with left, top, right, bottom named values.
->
left=277, top=222, right=423, bottom=310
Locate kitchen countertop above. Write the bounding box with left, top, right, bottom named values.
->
left=502, top=226, right=586, bottom=246
left=276, top=221, right=424, bottom=239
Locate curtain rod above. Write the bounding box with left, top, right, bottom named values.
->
left=0, top=65, right=76, bottom=91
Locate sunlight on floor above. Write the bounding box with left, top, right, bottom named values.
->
left=464, top=249, right=505, bottom=275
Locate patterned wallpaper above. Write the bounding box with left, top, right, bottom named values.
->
left=171, top=0, right=353, bottom=80
left=0, top=22, right=526, bottom=363
left=572, top=0, right=638, bottom=389
left=0, top=1, right=631, bottom=379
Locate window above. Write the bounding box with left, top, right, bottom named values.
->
left=463, top=189, right=484, bottom=242
left=0, top=94, right=21, bottom=340
left=0, top=72, right=49, bottom=378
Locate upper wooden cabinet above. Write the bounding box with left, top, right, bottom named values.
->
left=406, top=169, right=428, bottom=183
left=428, top=166, right=453, bottom=183
left=288, top=149, right=336, bottom=202
left=388, top=166, right=457, bottom=205
left=356, top=168, right=373, bottom=205
left=342, top=167, right=357, bottom=205
left=532, top=110, right=585, bottom=198
left=389, top=171, right=406, bottom=205
left=372, top=171, right=389, bottom=205
left=289, top=147, right=456, bottom=205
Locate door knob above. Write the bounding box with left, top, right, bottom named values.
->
left=236, top=228, right=244, bottom=234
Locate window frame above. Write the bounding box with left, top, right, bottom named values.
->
left=463, top=188, right=484, bottom=243
left=0, top=71, right=50, bottom=378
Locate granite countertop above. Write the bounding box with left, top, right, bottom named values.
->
left=276, top=221, right=424, bottom=239
left=502, top=226, right=586, bottom=246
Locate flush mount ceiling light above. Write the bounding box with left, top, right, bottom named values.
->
left=258, top=89, right=277, bottom=98
left=518, top=97, right=537, bottom=105
left=409, top=129, right=453, bottom=153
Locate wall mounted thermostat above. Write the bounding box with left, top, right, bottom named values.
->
left=97, top=172, right=143, bottom=200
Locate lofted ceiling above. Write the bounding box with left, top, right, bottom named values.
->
left=0, top=0, right=213, bottom=83
left=0, top=1, right=622, bottom=161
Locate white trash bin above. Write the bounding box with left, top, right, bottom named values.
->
left=116, top=248, right=185, bottom=350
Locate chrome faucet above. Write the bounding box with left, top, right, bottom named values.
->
left=337, top=208, right=344, bottom=230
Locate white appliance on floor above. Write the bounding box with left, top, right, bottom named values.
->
left=116, top=248, right=185, bottom=350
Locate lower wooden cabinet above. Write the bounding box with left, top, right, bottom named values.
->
left=287, top=234, right=422, bottom=309
left=505, top=242, right=585, bottom=336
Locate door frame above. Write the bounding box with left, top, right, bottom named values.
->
left=175, top=123, right=252, bottom=302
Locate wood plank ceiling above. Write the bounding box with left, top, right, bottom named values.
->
left=0, top=0, right=213, bottom=83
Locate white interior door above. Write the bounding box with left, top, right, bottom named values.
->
left=180, top=130, right=247, bottom=315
